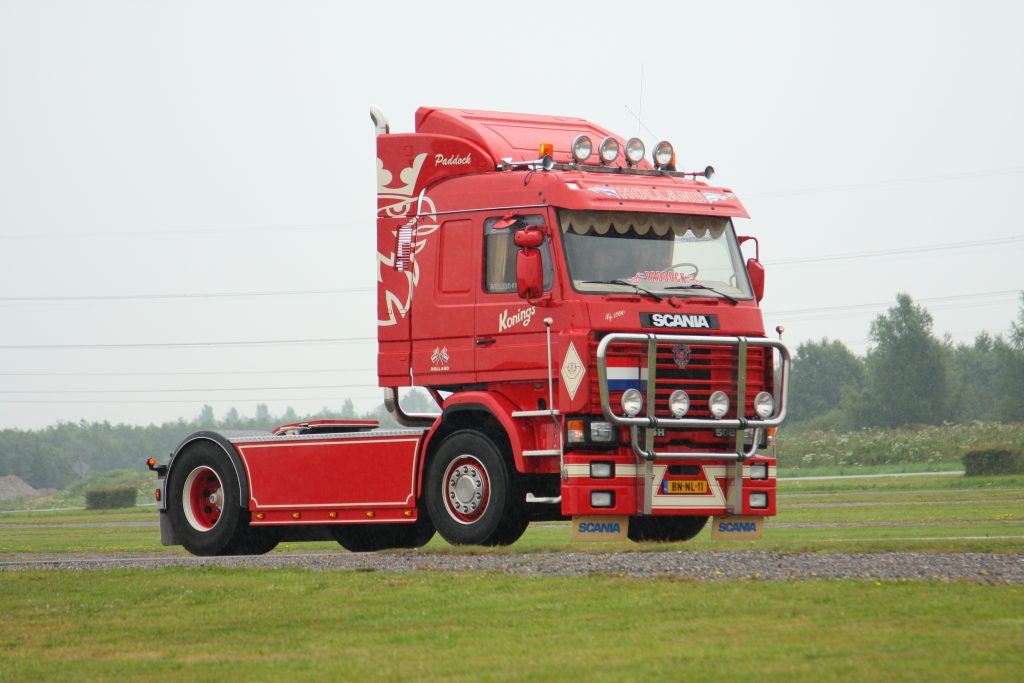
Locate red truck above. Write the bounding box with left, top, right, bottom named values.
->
left=149, top=106, right=790, bottom=555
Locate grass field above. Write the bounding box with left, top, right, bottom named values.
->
left=1, top=473, right=1022, bottom=682
left=2, top=473, right=1021, bottom=555
left=1, top=570, right=1022, bottom=682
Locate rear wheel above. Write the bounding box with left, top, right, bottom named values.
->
left=425, top=431, right=525, bottom=546
left=627, top=515, right=708, bottom=543
left=167, top=442, right=247, bottom=556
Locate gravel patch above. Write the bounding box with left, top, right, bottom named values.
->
left=1, top=550, right=1021, bottom=584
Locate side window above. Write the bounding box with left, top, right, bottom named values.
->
left=483, top=215, right=553, bottom=294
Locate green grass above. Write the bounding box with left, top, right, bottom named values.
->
left=0, top=570, right=1021, bottom=682
left=1, top=474, right=1022, bottom=555
left=780, top=461, right=965, bottom=477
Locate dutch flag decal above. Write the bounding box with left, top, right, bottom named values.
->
left=606, top=357, right=648, bottom=392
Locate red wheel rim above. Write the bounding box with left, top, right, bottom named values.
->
left=442, top=455, right=490, bottom=524
left=182, top=466, right=224, bottom=531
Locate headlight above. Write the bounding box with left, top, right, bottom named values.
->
left=621, top=388, right=643, bottom=417
left=653, top=140, right=674, bottom=168
left=668, top=390, right=690, bottom=418
left=571, top=134, right=593, bottom=163
left=625, top=137, right=645, bottom=165
left=590, top=461, right=614, bottom=478
left=749, top=491, right=768, bottom=509
left=589, top=421, right=614, bottom=442
left=598, top=137, right=620, bottom=164
left=749, top=462, right=768, bottom=480
left=754, top=392, right=774, bottom=418
left=591, top=491, right=615, bottom=508
left=708, top=390, right=729, bottom=419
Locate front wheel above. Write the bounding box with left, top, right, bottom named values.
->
left=628, top=515, right=708, bottom=543
left=425, top=431, right=525, bottom=546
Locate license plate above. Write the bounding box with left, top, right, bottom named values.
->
left=662, top=480, right=708, bottom=494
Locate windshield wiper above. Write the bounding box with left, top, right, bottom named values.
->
left=582, top=279, right=663, bottom=302
left=664, top=283, right=739, bottom=304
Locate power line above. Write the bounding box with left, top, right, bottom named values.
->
left=0, top=383, right=378, bottom=395
left=0, top=337, right=375, bottom=350
left=766, top=289, right=1020, bottom=318
left=4, top=234, right=1020, bottom=305
left=746, top=166, right=1024, bottom=199
left=0, top=367, right=374, bottom=377
left=0, top=221, right=365, bottom=241
left=0, top=396, right=383, bottom=405
left=767, top=235, right=1024, bottom=267
left=0, top=287, right=374, bottom=303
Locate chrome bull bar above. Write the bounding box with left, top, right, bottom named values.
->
left=596, top=332, right=790, bottom=515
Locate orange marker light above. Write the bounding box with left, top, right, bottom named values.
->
left=291, top=512, right=301, bottom=520
left=154, top=489, right=161, bottom=502
left=365, top=510, right=375, bottom=518
left=146, top=457, right=157, bottom=468
left=255, top=513, right=265, bottom=520
left=567, top=419, right=585, bottom=444
left=539, top=143, right=553, bottom=158
left=328, top=511, right=338, bottom=519
left=404, top=509, right=413, bottom=518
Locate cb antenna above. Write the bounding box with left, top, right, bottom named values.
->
left=637, top=64, right=644, bottom=137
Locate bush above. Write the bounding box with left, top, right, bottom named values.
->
left=85, top=484, right=137, bottom=509
left=771, top=421, right=1024, bottom=474
left=963, top=449, right=1024, bottom=476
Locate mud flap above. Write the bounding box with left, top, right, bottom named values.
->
left=158, top=511, right=179, bottom=546
left=711, top=515, right=764, bottom=540
left=571, top=516, right=629, bottom=541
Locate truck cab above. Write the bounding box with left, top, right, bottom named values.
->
left=375, top=107, right=789, bottom=544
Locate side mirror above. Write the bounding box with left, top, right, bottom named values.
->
left=516, top=249, right=543, bottom=299
left=514, top=228, right=544, bottom=248
left=746, top=258, right=765, bottom=302
left=514, top=228, right=545, bottom=299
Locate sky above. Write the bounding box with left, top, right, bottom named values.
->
left=0, top=1, right=1021, bottom=429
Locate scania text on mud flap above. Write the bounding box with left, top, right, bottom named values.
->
left=149, top=106, right=790, bottom=555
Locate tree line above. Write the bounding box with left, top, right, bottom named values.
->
left=0, top=393, right=437, bottom=491
left=789, top=293, right=1024, bottom=429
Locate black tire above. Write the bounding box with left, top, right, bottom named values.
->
left=483, top=513, right=529, bottom=547
left=166, top=442, right=247, bottom=556
left=425, top=430, right=524, bottom=546
left=224, top=520, right=279, bottom=555
left=627, top=515, right=708, bottom=543
left=332, top=511, right=435, bottom=553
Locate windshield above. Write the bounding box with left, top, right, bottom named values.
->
left=558, top=209, right=753, bottom=300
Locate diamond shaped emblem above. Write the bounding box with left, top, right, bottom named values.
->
left=560, top=342, right=585, bottom=400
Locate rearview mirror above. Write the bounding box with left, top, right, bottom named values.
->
left=516, top=249, right=543, bottom=299
left=746, top=258, right=765, bottom=302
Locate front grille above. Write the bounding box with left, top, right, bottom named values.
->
left=590, top=336, right=773, bottom=421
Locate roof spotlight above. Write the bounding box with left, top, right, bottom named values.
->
left=598, top=137, right=620, bottom=164
left=571, top=135, right=593, bottom=164
left=625, top=137, right=645, bottom=166
left=653, top=141, right=674, bottom=169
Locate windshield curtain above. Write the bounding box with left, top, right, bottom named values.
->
left=557, top=210, right=753, bottom=300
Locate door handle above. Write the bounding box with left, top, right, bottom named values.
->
left=475, top=338, right=497, bottom=346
